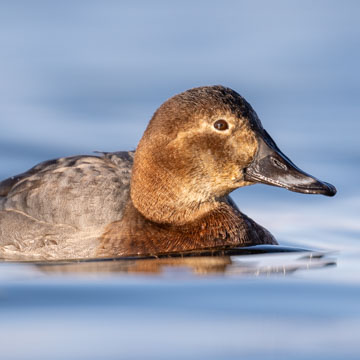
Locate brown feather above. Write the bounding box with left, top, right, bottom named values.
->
left=97, top=199, right=276, bottom=257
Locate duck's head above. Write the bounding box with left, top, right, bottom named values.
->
left=131, top=86, right=336, bottom=225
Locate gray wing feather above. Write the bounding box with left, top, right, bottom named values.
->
left=0, top=151, right=135, bottom=228
left=0, top=158, right=59, bottom=197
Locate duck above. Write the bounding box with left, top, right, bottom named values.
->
left=0, top=86, right=336, bottom=260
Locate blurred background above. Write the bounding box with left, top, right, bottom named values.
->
left=0, top=1, right=359, bottom=359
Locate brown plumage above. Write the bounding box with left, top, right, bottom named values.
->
left=0, top=86, right=336, bottom=260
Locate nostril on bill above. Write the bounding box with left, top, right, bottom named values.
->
left=270, top=156, right=287, bottom=171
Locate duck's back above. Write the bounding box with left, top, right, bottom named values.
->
left=0, top=151, right=134, bottom=260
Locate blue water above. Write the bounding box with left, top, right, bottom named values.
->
left=0, top=1, right=360, bottom=359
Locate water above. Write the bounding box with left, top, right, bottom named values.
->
left=0, top=1, right=359, bottom=359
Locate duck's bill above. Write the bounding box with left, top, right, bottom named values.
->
left=244, top=130, right=337, bottom=197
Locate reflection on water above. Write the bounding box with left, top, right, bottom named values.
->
left=0, top=246, right=337, bottom=281
left=28, top=246, right=336, bottom=277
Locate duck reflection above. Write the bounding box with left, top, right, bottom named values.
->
left=35, top=246, right=336, bottom=276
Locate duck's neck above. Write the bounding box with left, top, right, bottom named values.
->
left=130, top=149, right=217, bottom=226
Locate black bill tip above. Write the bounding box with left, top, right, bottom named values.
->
left=299, top=180, right=337, bottom=197
left=324, top=182, right=337, bottom=196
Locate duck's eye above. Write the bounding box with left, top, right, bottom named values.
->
left=213, top=119, right=229, bottom=131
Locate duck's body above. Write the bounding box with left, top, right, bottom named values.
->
left=0, top=151, right=274, bottom=260
left=0, top=152, right=133, bottom=259
left=0, top=86, right=336, bottom=260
